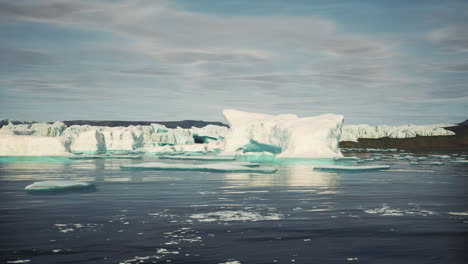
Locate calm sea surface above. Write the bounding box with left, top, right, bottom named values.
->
left=0, top=153, right=467, bottom=264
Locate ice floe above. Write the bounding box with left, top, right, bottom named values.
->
left=121, top=162, right=277, bottom=173
left=25, top=181, right=95, bottom=192
left=313, top=165, right=390, bottom=172
left=364, top=204, right=436, bottom=216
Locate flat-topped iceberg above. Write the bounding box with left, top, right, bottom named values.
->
left=121, top=161, right=277, bottom=173
left=313, top=165, right=390, bottom=172
left=221, top=109, right=343, bottom=158
left=25, top=181, right=95, bottom=193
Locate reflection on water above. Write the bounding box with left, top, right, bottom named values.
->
left=223, top=165, right=340, bottom=190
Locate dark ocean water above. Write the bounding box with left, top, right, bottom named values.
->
left=0, top=153, right=467, bottom=264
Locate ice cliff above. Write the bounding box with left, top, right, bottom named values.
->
left=0, top=132, right=70, bottom=156
left=221, top=109, right=344, bottom=158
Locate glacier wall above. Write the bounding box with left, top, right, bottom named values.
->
left=341, top=124, right=455, bottom=142
left=0, top=116, right=457, bottom=156
left=221, top=109, right=344, bottom=158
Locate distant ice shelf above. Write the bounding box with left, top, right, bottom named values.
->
left=121, top=162, right=277, bottom=173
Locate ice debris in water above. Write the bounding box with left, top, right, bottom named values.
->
left=121, top=162, right=277, bottom=173
left=219, top=261, right=241, bottom=264
left=190, top=210, right=283, bottom=222
left=6, top=260, right=31, bottom=264
left=313, top=165, right=390, bottom=172
left=447, top=211, right=468, bottom=216
left=25, top=181, right=95, bottom=192
left=333, top=157, right=358, bottom=161
left=364, top=204, right=436, bottom=216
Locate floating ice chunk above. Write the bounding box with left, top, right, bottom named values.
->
left=451, top=160, right=468, bottom=164
left=410, top=161, right=419, bottom=165
left=429, top=162, right=445, bottom=165
left=230, top=162, right=260, bottom=167
left=0, top=134, right=70, bottom=156
left=25, top=181, right=95, bottom=192
left=69, top=155, right=141, bottom=159
left=121, top=162, right=277, bottom=173
left=158, top=155, right=235, bottom=161
left=222, top=109, right=343, bottom=158
left=6, top=260, right=31, bottom=263
left=313, top=165, right=390, bottom=172
left=364, top=204, right=436, bottom=216
left=447, top=211, right=468, bottom=216
left=333, top=157, right=358, bottom=161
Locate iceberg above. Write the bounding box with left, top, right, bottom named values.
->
left=341, top=124, right=455, bottom=142
left=121, top=161, right=277, bottom=173
left=0, top=134, right=70, bottom=156
left=221, top=109, right=343, bottom=158
left=313, top=165, right=390, bottom=172
left=25, top=180, right=95, bottom=192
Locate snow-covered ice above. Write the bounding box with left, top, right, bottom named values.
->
left=121, top=162, right=277, bottom=173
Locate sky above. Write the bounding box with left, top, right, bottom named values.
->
left=0, top=0, right=467, bottom=125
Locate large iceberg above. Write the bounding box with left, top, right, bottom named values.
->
left=341, top=124, right=455, bottom=142
left=0, top=134, right=70, bottom=156
left=221, top=109, right=344, bottom=158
